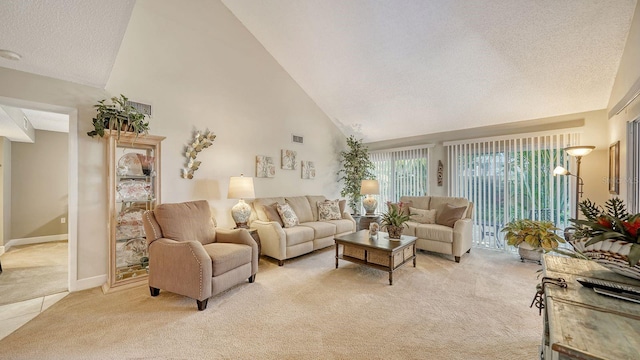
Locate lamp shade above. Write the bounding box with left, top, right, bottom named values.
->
left=553, top=166, right=569, bottom=176
left=360, top=179, right=380, bottom=195
left=227, top=175, right=255, bottom=199
left=565, top=145, right=595, bottom=157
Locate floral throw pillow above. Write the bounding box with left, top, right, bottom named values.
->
left=276, top=203, right=299, bottom=228
left=317, top=200, right=342, bottom=221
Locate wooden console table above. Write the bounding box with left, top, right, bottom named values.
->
left=541, top=254, right=640, bottom=360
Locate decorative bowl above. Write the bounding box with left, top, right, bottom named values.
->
left=570, top=238, right=640, bottom=280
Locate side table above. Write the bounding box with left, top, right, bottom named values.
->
left=359, top=214, right=381, bottom=231
left=248, top=228, right=261, bottom=255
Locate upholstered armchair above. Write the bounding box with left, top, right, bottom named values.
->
left=142, top=200, right=258, bottom=310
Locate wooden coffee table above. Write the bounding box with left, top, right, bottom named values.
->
left=334, top=230, right=417, bottom=285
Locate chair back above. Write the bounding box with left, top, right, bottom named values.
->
left=143, top=200, right=217, bottom=245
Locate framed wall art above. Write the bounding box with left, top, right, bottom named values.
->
left=281, top=149, right=297, bottom=170
left=609, top=141, right=620, bottom=194
left=301, top=160, right=315, bottom=179
left=256, top=155, right=275, bottom=178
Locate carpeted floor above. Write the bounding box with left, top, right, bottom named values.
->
left=0, top=247, right=543, bottom=360
left=0, top=241, right=68, bottom=306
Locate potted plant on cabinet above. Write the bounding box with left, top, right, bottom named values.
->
left=87, top=94, right=150, bottom=140
left=501, top=219, right=565, bottom=263
left=337, top=135, right=375, bottom=216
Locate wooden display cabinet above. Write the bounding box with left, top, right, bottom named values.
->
left=102, top=133, right=165, bottom=293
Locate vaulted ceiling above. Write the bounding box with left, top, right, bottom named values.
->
left=0, top=0, right=637, bottom=142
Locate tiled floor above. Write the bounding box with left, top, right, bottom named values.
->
left=0, top=291, right=69, bottom=341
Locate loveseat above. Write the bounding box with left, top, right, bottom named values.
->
left=249, top=196, right=356, bottom=265
left=398, top=196, right=474, bottom=262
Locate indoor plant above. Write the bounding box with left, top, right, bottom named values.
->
left=337, top=135, right=375, bottom=215
left=381, top=202, right=411, bottom=239
left=569, top=198, right=640, bottom=279
left=501, top=219, right=565, bottom=263
left=87, top=94, right=150, bottom=140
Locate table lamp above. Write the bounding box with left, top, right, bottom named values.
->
left=360, top=179, right=380, bottom=215
left=227, top=174, right=255, bottom=228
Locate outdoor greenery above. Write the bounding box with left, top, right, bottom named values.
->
left=87, top=94, right=150, bottom=140
left=571, top=198, right=640, bottom=266
left=501, top=219, right=565, bottom=251
left=337, top=135, right=375, bottom=214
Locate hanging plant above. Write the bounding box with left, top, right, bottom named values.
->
left=87, top=94, right=150, bottom=140
left=182, top=130, right=216, bottom=179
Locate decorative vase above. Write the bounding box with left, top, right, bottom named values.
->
left=386, top=225, right=403, bottom=239
left=570, top=238, right=640, bottom=281
left=518, top=242, right=542, bottom=263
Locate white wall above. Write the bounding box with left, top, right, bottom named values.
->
left=106, top=0, right=345, bottom=226
left=608, top=3, right=640, bottom=202
left=0, top=137, right=10, bottom=246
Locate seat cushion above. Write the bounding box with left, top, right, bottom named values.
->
left=415, top=224, right=454, bottom=243
left=203, top=242, right=252, bottom=277
left=283, top=226, right=315, bottom=246
left=300, top=221, right=337, bottom=238
left=324, top=219, right=354, bottom=234
left=154, top=200, right=216, bottom=245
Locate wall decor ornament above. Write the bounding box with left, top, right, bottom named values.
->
left=281, top=149, right=297, bottom=170
left=256, top=155, right=276, bottom=178
left=301, top=160, right=316, bottom=179
left=182, top=130, right=216, bottom=179
left=437, top=160, right=444, bottom=186
left=609, top=141, right=620, bottom=194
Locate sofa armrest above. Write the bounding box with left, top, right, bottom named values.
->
left=251, top=220, right=286, bottom=260
left=341, top=212, right=357, bottom=232
left=148, top=238, right=212, bottom=301
left=217, top=228, right=258, bottom=275
left=452, top=218, right=473, bottom=257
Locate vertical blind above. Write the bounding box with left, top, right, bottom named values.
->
left=445, top=132, right=579, bottom=250
left=370, top=146, right=429, bottom=212
left=628, top=119, right=640, bottom=213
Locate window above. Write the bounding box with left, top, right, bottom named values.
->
left=628, top=118, right=640, bottom=213
left=370, top=146, right=430, bottom=211
left=446, top=132, right=579, bottom=250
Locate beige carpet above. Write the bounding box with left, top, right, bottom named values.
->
left=0, top=241, right=68, bottom=306
left=0, top=247, right=543, bottom=360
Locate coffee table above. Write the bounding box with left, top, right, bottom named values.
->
left=334, top=230, right=417, bottom=285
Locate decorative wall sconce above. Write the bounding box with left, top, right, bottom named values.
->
left=182, top=130, right=216, bottom=179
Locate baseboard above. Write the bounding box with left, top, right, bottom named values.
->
left=71, top=274, right=108, bottom=292
left=5, top=234, right=68, bottom=251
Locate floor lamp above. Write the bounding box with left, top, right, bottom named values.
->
left=553, top=145, right=595, bottom=218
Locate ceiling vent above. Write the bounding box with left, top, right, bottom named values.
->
left=126, top=100, right=152, bottom=117
left=292, top=134, right=304, bottom=144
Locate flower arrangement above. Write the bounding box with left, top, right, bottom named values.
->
left=381, top=202, right=411, bottom=239
left=501, top=219, right=565, bottom=251
left=571, top=198, right=640, bottom=266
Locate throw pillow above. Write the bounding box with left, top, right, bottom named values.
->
left=409, top=207, right=436, bottom=224
left=262, top=203, right=284, bottom=227
left=276, top=203, right=299, bottom=228
left=436, top=203, right=467, bottom=227
left=317, top=200, right=342, bottom=220
left=338, top=199, right=346, bottom=215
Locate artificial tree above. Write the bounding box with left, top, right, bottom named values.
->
left=337, top=135, right=375, bottom=215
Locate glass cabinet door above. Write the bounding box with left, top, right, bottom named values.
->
left=103, top=133, right=165, bottom=292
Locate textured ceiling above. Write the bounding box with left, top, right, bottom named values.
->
left=222, top=0, right=637, bottom=142
left=0, top=0, right=135, bottom=88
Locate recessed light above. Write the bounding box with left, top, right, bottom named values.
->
left=0, top=49, right=22, bottom=61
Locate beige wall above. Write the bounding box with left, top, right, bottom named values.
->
left=608, top=3, right=640, bottom=202
left=106, top=0, right=345, bottom=223
left=0, top=137, right=10, bottom=245
left=11, top=130, right=68, bottom=239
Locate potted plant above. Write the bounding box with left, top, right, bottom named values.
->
left=337, top=135, right=375, bottom=215
left=381, top=202, right=411, bottom=239
left=501, top=219, right=565, bottom=263
left=87, top=94, right=150, bottom=140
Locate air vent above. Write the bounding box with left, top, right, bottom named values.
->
left=292, top=134, right=304, bottom=144
left=126, top=100, right=152, bottom=117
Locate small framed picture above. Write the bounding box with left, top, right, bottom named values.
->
left=609, top=141, right=620, bottom=194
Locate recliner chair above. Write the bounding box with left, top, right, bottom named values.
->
left=142, top=200, right=258, bottom=310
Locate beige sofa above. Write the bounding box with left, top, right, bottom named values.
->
left=399, top=196, right=474, bottom=263
left=250, top=196, right=356, bottom=265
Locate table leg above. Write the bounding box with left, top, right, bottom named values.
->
left=335, top=243, right=339, bottom=269
left=389, top=271, right=393, bottom=285
left=413, top=244, right=417, bottom=267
